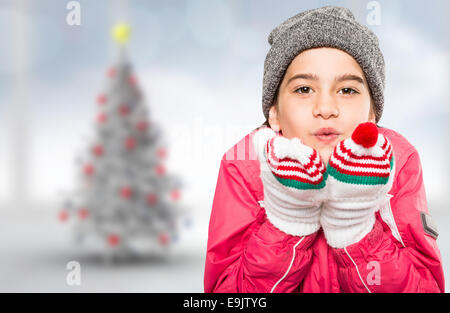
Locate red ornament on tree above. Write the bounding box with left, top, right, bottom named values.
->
left=107, top=234, right=120, bottom=247
left=156, top=147, right=167, bottom=159
left=97, top=94, right=107, bottom=105
left=78, top=208, right=89, bottom=220
left=125, top=137, right=136, bottom=150
left=155, top=164, right=165, bottom=176
left=120, top=186, right=133, bottom=199
left=146, top=193, right=157, bottom=205
left=92, top=144, right=104, bottom=157
left=170, top=189, right=181, bottom=201
left=158, top=232, right=169, bottom=245
left=136, top=120, right=149, bottom=132
left=97, top=112, right=107, bottom=124
left=128, top=75, right=137, bottom=86
left=58, top=210, right=69, bottom=222
left=84, top=163, right=94, bottom=176
left=119, top=104, right=130, bottom=116
left=107, top=67, right=116, bottom=78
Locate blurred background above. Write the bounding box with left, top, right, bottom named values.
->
left=0, top=0, right=449, bottom=292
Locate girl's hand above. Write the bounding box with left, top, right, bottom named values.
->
left=253, top=126, right=328, bottom=237
left=320, top=122, right=395, bottom=248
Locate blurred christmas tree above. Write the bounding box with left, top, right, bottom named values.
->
left=59, top=23, right=188, bottom=261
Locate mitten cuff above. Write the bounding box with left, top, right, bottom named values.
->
left=264, top=204, right=321, bottom=237
left=320, top=213, right=376, bottom=249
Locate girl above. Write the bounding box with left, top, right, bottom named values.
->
left=204, top=6, right=444, bottom=293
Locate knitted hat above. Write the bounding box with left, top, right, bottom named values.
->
left=262, top=6, right=385, bottom=124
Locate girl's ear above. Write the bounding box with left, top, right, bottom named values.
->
left=268, top=104, right=281, bottom=132
left=368, top=100, right=376, bottom=124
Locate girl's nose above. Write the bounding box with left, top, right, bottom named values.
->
left=312, top=94, right=339, bottom=119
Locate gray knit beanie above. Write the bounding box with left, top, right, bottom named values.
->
left=262, top=5, right=385, bottom=124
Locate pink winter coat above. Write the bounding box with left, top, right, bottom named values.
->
left=204, top=125, right=445, bottom=293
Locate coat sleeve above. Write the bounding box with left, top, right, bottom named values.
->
left=204, top=155, right=318, bottom=293
left=331, top=149, right=445, bottom=293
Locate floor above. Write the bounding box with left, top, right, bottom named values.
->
left=0, top=202, right=208, bottom=292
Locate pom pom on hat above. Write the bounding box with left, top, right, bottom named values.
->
left=327, top=122, right=393, bottom=185
left=351, top=122, right=378, bottom=148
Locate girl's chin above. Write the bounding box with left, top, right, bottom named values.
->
left=316, top=147, right=334, bottom=164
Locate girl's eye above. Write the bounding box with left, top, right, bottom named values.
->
left=339, top=88, right=359, bottom=95
left=295, top=86, right=312, bottom=94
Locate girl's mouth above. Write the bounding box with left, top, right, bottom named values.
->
left=314, top=133, right=340, bottom=144
left=313, top=127, right=341, bottom=144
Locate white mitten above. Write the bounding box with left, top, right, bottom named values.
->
left=320, top=122, right=395, bottom=248
left=252, top=126, right=328, bottom=236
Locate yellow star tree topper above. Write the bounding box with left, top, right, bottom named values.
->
left=113, top=23, right=131, bottom=44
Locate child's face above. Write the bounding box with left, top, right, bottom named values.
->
left=268, top=47, right=376, bottom=164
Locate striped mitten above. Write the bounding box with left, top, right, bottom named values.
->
left=320, top=122, right=396, bottom=248
left=252, top=126, right=328, bottom=237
